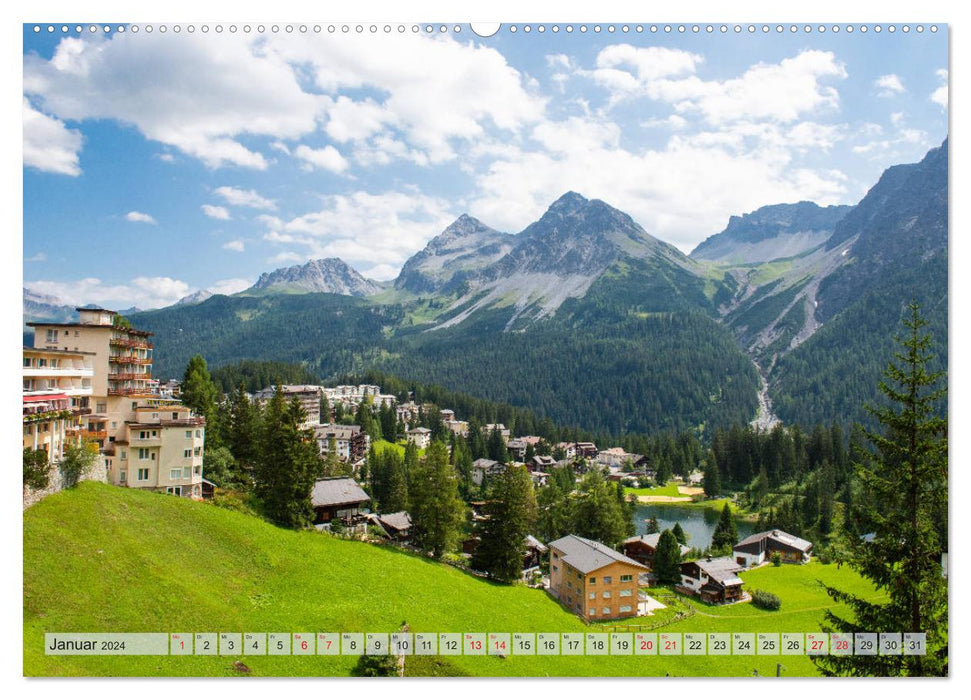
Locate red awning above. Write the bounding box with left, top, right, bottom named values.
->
left=23, top=393, right=69, bottom=403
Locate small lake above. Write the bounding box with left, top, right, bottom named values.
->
left=634, top=503, right=755, bottom=551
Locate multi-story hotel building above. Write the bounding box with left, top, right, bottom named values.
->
left=27, top=307, right=205, bottom=498
left=22, top=347, right=95, bottom=462
left=548, top=534, right=647, bottom=621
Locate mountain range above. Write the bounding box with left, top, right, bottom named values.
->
left=24, top=139, right=948, bottom=435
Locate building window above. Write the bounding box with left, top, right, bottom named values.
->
left=589, top=592, right=595, bottom=600
left=603, top=576, right=612, bottom=584
left=119, top=471, right=126, bottom=483
left=566, top=581, right=571, bottom=590
left=194, top=447, right=201, bottom=456
left=576, top=572, right=582, bottom=581
left=552, top=565, right=558, bottom=572
left=621, top=574, right=633, bottom=582
left=166, top=486, right=182, bottom=496
left=184, top=449, right=192, bottom=459
left=97, top=402, right=106, bottom=413
left=603, top=591, right=611, bottom=599
left=138, top=448, right=150, bottom=460
left=183, top=467, right=191, bottom=478
left=170, top=469, right=182, bottom=480
left=185, top=430, right=192, bottom=438
left=194, top=466, right=201, bottom=475
left=23, top=379, right=32, bottom=391
left=137, top=468, right=149, bottom=481
left=50, top=359, right=59, bottom=368
left=195, top=429, right=202, bottom=438
left=602, top=607, right=611, bottom=615
left=46, top=329, right=58, bottom=343
left=551, top=552, right=558, bottom=560
left=23, top=357, right=31, bottom=367
left=588, top=609, right=595, bottom=617
left=620, top=589, right=633, bottom=597
left=619, top=605, right=632, bottom=614
left=589, top=577, right=596, bottom=584
left=120, top=450, right=126, bottom=460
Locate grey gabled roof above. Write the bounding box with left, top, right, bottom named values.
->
left=524, top=535, right=548, bottom=553
left=734, top=529, right=813, bottom=553
left=377, top=511, right=412, bottom=531
left=472, top=458, right=499, bottom=469
left=687, top=556, right=744, bottom=586
left=311, top=478, right=370, bottom=508
left=549, top=534, right=647, bottom=574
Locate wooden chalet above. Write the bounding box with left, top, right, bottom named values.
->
left=678, top=557, right=745, bottom=604
left=733, top=529, right=813, bottom=567
left=622, top=532, right=690, bottom=569
left=311, top=477, right=371, bottom=524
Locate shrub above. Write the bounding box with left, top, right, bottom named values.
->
left=23, top=448, right=50, bottom=490
left=771, top=551, right=783, bottom=567
left=751, top=589, right=781, bottom=611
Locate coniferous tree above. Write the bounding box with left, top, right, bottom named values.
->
left=181, top=355, right=223, bottom=447
left=816, top=302, right=947, bottom=677
left=571, top=470, right=630, bottom=548
left=536, top=481, right=572, bottom=543
left=671, top=522, right=687, bottom=545
left=254, top=392, right=322, bottom=528
left=703, top=454, right=722, bottom=498
left=645, top=517, right=660, bottom=535
left=227, top=383, right=261, bottom=478
left=471, top=464, right=538, bottom=581
left=711, top=503, right=738, bottom=550
left=653, top=529, right=682, bottom=584
left=487, top=426, right=509, bottom=463
left=408, top=441, right=466, bottom=557
left=384, top=451, right=409, bottom=513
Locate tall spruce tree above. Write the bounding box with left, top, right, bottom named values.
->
left=815, top=302, right=947, bottom=677
left=254, top=391, right=322, bottom=528
left=227, top=383, right=260, bottom=478
left=703, top=454, right=722, bottom=498
left=671, top=522, right=687, bottom=545
left=711, top=503, right=738, bottom=550
left=653, top=529, right=682, bottom=584
left=471, top=464, right=538, bottom=581
left=408, top=441, right=466, bottom=557
left=181, top=355, right=223, bottom=447
left=571, top=470, right=630, bottom=548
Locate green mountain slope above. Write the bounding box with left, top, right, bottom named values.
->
left=25, top=483, right=881, bottom=677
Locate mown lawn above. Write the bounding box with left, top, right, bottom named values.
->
left=624, top=481, right=682, bottom=497
left=25, top=483, right=881, bottom=678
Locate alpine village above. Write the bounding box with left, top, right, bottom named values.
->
left=23, top=141, right=948, bottom=678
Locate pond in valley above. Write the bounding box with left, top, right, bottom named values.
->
left=633, top=503, right=755, bottom=550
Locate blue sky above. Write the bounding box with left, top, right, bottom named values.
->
left=22, top=23, right=948, bottom=309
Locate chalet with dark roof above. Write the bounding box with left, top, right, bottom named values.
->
left=678, top=556, right=745, bottom=605
left=311, top=477, right=370, bottom=524
left=733, top=529, right=813, bottom=567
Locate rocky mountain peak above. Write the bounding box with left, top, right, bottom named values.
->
left=249, top=258, right=383, bottom=297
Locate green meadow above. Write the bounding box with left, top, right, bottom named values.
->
left=25, top=483, right=882, bottom=677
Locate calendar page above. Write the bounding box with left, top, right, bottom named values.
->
left=21, top=14, right=949, bottom=682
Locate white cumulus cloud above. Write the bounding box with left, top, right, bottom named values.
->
left=25, top=276, right=191, bottom=310
left=222, top=240, right=245, bottom=252
left=294, top=144, right=350, bottom=174
left=125, top=211, right=157, bottom=225
left=931, top=69, right=948, bottom=109
left=213, top=186, right=276, bottom=210
left=24, top=33, right=325, bottom=170
left=23, top=98, right=82, bottom=176
left=875, top=74, right=906, bottom=97
left=201, top=204, right=231, bottom=220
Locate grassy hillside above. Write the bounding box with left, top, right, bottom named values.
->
left=25, top=483, right=881, bottom=677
